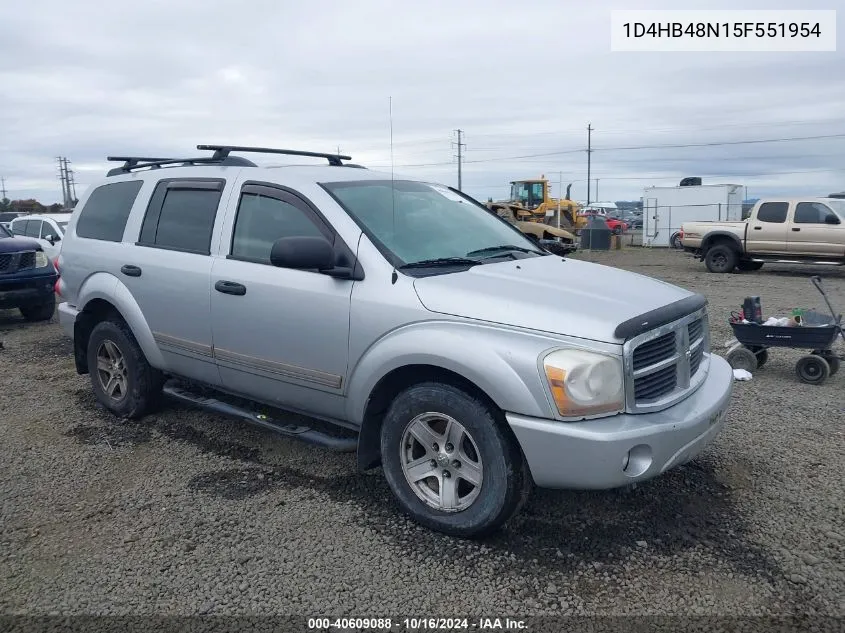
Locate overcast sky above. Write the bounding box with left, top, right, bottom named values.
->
left=1, top=0, right=843, bottom=205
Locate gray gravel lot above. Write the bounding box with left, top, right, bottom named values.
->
left=1, top=248, right=843, bottom=619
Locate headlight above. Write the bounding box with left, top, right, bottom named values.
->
left=35, top=251, right=49, bottom=268
left=542, top=349, right=624, bottom=417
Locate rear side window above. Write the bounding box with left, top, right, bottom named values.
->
left=756, top=202, right=788, bottom=223
left=24, top=220, right=41, bottom=237
left=76, top=181, right=144, bottom=242
left=11, top=219, right=27, bottom=235
left=139, top=180, right=224, bottom=255
left=231, top=192, right=326, bottom=264
left=794, top=202, right=836, bottom=224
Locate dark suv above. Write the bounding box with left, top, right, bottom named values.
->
left=0, top=223, right=58, bottom=321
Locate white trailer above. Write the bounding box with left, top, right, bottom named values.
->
left=643, top=183, right=745, bottom=247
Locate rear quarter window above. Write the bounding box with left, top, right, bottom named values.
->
left=76, top=181, right=144, bottom=242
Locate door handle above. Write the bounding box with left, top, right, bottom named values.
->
left=752, top=226, right=762, bottom=230
left=791, top=227, right=801, bottom=232
left=215, top=280, right=246, bottom=296
left=120, top=265, right=142, bottom=277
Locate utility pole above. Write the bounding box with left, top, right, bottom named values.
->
left=453, top=129, right=466, bottom=191
left=586, top=124, right=593, bottom=205
left=57, top=157, right=69, bottom=208
left=557, top=171, right=562, bottom=229
left=0, top=177, right=7, bottom=200
left=67, top=165, right=77, bottom=206
left=595, top=178, right=599, bottom=202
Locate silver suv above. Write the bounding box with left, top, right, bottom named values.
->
left=56, top=145, right=734, bottom=537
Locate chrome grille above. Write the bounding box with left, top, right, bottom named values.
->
left=632, top=332, right=676, bottom=371
left=624, top=308, right=710, bottom=413
left=635, top=365, right=677, bottom=400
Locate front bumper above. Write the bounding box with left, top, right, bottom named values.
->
left=507, top=354, right=734, bottom=489
left=0, top=275, right=57, bottom=309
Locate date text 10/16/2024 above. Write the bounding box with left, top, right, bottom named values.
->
left=307, top=617, right=528, bottom=630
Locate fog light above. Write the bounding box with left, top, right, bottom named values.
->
left=622, top=444, right=653, bottom=478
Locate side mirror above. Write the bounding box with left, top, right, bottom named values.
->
left=824, top=214, right=840, bottom=225
left=46, top=234, right=59, bottom=244
left=270, top=236, right=335, bottom=271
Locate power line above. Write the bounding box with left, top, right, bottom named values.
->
left=595, top=133, right=845, bottom=152
left=371, top=132, right=845, bottom=169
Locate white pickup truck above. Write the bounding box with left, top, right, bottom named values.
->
left=680, top=197, right=845, bottom=273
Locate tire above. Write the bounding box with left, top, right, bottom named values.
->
left=737, top=261, right=764, bottom=272
left=380, top=382, right=532, bottom=538
left=726, top=347, right=758, bottom=372
left=795, top=355, right=830, bottom=385
left=747, top=346, right=769, bottom=368
left=670, top=233, right=683, bottom=250
left=704, top=244, right=739, bottom=273
left=813, top=351, right=840, bottom=376
left=19, top=295, right=55, bottom=322
left=87, top=319, right=163, bottom=419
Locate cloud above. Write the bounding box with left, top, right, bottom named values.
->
left=1, top=0, right=843, bottom=204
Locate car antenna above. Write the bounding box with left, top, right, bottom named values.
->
left=389, top=96, right=398, bottom=285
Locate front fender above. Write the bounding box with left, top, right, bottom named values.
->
left=345, top=320, right=560, bottom=425
left=77, top=272, right=166, bottom=370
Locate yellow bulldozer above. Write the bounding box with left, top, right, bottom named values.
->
left=486, top=176, right=584, bottom=255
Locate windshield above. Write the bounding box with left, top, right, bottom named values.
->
left=57, top=221, right=68, bottom=233
left=0, top=224, right=10, bottom=238
left=323, top=180, right=545, bottom=268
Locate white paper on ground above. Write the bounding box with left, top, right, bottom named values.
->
left=733, top=368, right=753, bottom=381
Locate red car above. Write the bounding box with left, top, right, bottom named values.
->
left=579, top=211, right=629, bottom=235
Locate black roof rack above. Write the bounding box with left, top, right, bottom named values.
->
left=197, top=144, right=352, bottom=167
left=106, top=144, right=358, bottom=176
left=106, top=155, right=256, bottom=176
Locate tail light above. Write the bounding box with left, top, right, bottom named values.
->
left=53, top=258, right=61, bottom=296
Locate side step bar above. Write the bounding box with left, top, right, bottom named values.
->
left=162, top=381, right=357, bottom=452
left=748, top=258, right=844, bottom=265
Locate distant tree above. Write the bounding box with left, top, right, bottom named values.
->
left=47, top=203, right=63, bottom=213
left=0, top=198, right=11, bottom=213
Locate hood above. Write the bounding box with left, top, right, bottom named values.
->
left=0, top=236, right=41, bottom=254
left=413, top=256, right=694, bottom=344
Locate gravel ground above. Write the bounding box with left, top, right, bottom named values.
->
left=1, top=248, right=843, bottom=621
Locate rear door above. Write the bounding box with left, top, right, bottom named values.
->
left=121, top=177, right=230, bottom=387
left=745, top=201, right=790, bottom=255
left=787, top=201, right=845, bottom=257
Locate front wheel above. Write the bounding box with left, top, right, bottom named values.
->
left=726, top=347, right=758, bottom=372
left=20, top=295, right=55, bottom=322
left=380, top=382, right=532, bottom=538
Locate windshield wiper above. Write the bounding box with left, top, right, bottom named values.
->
left=466, top=244, right=542, bottom=258
left=399, top=257, right=482, bottom=269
